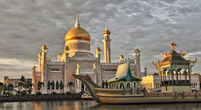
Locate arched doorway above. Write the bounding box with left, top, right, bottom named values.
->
left=127, top=82, right=131, bottom=89
left=120, top=82, right=124, bottom=89
left=133, top=82, right=136, bottom=89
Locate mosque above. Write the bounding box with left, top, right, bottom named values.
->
left=32, top=18, right=141, bottom=94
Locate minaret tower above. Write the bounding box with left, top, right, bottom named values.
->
left=102, top=28, right=111, bottom=63
left=135, top=49, right=141, bottom=77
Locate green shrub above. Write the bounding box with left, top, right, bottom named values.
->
left=66, top=91, right=71, bottom=96
left=36, top=92, right=42, bottom=95
left=51, top=92, right=57, bottom=95
left=21, top=90, right=27, bottom=96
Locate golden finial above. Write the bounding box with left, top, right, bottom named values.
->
left=103, top=27, right=111, bottom=34
left=170, top=42, right=177, bottom=50
left=96, top=47, right=101, bottom=52
left=135, top=48, right=141, bottom=53
left=75, top=16, right=80, bottom=28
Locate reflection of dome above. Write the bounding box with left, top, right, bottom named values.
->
left=65, top=17, right=90, bottom=42
left=65, top=27, right=90, bottom=42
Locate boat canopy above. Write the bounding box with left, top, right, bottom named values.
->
left=108, top=63, right=141, bottom=82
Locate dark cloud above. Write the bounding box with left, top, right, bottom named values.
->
left=0, top=0, right=201, bottom=80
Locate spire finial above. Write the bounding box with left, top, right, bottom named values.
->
left=75, top=16, right=80, bottom=28
left=170, top=42, right=177, bottom=50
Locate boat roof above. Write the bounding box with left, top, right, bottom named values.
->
left=108, top=63, right=141, bottom=82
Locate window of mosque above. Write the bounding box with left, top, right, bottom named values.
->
left=50, top=68, right=60, bottom=72
left=104, top=69, right=117, bottom=72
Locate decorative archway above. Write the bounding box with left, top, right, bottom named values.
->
left=119, top=82, right=124, bottom=89
left=126, top=82, right=131, bottom=89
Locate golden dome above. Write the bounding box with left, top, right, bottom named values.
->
left=65, top=27, right=90, bottom=42
left=65, top=17, right=90, bottom=42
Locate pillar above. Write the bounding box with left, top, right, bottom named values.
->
left=176, top=71, right=178, bottom=84
left=171, top=70, right=174, bottom=85
left=167, top=71, right=170, bottom=85
left=38, top=53, right=42, bottom=72
left=188, top=70, right=191, bottom=85
left=135, top=49, right=141, bottom=78
left=32, top=66, right=36, bottom=94
left=64, top=46, right=69, bottom=92
left=102, top=28, right=111, bottom=63
left=41, top=45, right=48, bottom=94
left=96, top=47, right=101, bottom=59
left=184, top=70, right=187, bottom=84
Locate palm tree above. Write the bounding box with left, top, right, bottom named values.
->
left=37, top=81, right=44, bottom=91
left=47, top=81, right=51, bottom=90
left=56, top=81, right=59, bottom=90
left=67, top=82, right=74, bottom=92
left=51, top=81, right=55, bottom=90
left=0, top=82, right=3, bottom=95
left=60, top=81, right=64, bottom=90
left=7, top=83, right=14, bottom=94
left=25, top=81, right=33, bottom=94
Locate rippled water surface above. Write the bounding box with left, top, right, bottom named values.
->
left=0, top=100, right=201, bottom=110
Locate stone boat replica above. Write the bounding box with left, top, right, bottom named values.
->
left=73, top=74, right=201, bottom=104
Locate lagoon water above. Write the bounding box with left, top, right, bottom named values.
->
left=0, top=100, right=201, bottom=110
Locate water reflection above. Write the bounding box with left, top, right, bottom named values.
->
left=0, top=100, right=201, bottom=110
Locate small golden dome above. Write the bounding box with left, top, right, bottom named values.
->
left=65, top=17, right=90, bottom=42
left=135, top=49, right=141, bottom=53
left=103, top=28, right=111, bottom=34
left=96, top=47, right=101, bottom=52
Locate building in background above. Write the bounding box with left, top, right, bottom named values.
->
left=152, top=42, right=197, bottom=92
left=141, top=73, right=161, bottom=92
left=2, top=76, right=32, bottom=95
left=32, top=18, right=142, bottom=94
left=191, top=73, right=200, bottom=92
left=141, top=73, right=200, bottom=92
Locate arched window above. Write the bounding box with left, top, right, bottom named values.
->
left=127, top=82, right=131, bottom=89
left=133, top=82, right=136, bottom=89
left=120, top=82, right=124, bottom=89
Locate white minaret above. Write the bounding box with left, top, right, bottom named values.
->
left=135, top=49, right=141, bottom=77
left=102, top=28, right=111, bottom=63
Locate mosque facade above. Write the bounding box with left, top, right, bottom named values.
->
left=32, top=18, right=141, bottom=94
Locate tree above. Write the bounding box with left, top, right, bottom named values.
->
left=56, top=81, right=59, bottom=90
left=0, top=82, right=3, bottom=95
left=25, top=81, right=33, bottom=94
left=47, top=81, right=51, bottom=90
left=37, top=81, right=44, bottom=91
left=60, top=81, right=64, bottom=90
left=51, top=81, right=55, bottom=90
left=67, top=82, right=74, bottom=92
left=20, top=75, right=26, bottom=82
left=7, top=83, right=14, bottom=95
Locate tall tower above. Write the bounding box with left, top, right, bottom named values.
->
left=102, top=28, right=111, bottom=63
left=135, top=49, right=141, bottom=77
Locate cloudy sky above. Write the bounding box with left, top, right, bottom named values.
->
left=0, top=0, right=201, bottom=80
